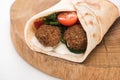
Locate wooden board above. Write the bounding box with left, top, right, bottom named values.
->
left=11, top=0, right=120, bottom=80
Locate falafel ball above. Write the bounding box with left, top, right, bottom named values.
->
left=64, top=24, right=87, bottom=50
left=35, top=24, right=61, bottom=47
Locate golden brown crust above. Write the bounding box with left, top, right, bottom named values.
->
left=64, top=24, right=87, bottom=50
left=35, top=25, right=61, bottom=47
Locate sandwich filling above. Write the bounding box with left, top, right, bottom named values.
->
left=34, top=11, right=87, bottom=54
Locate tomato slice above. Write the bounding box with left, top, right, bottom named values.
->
left=34, top=20, right=44, bottom=29
left=57, top=12, right=78, bottom=27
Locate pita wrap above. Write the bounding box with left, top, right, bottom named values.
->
left=24, top=0, right=119, bottom=62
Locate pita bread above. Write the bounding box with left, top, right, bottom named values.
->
left=24, top=0, right=119, bottom=62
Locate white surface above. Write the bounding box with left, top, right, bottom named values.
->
left=0, top=0, right=60, bottom=80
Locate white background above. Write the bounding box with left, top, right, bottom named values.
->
left=0, top=0, right=60, bottom=80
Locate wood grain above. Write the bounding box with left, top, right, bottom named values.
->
left=11, top=0, right=120, bottom=80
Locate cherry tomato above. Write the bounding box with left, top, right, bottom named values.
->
left=57, top=12, right=78, bottom=27
left=34, top=20, right=44, bottom=29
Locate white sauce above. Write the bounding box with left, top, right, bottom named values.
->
left=32, top=36, right=83, bottom=55
left=32, top=36, right=54, bottom=52
left=54, top=42, right=74, bottom=55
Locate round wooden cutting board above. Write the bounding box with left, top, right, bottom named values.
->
left=11, top=0, right=120, bottom=80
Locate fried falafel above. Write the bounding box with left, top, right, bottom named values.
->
left=64, top=24, right=87, bottom=50
left=35, top=25, right=61, bottom=47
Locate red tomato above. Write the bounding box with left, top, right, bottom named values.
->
left=34, top=20, right=44, bottom=29
left=57, top=12, right=78, bottom=26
